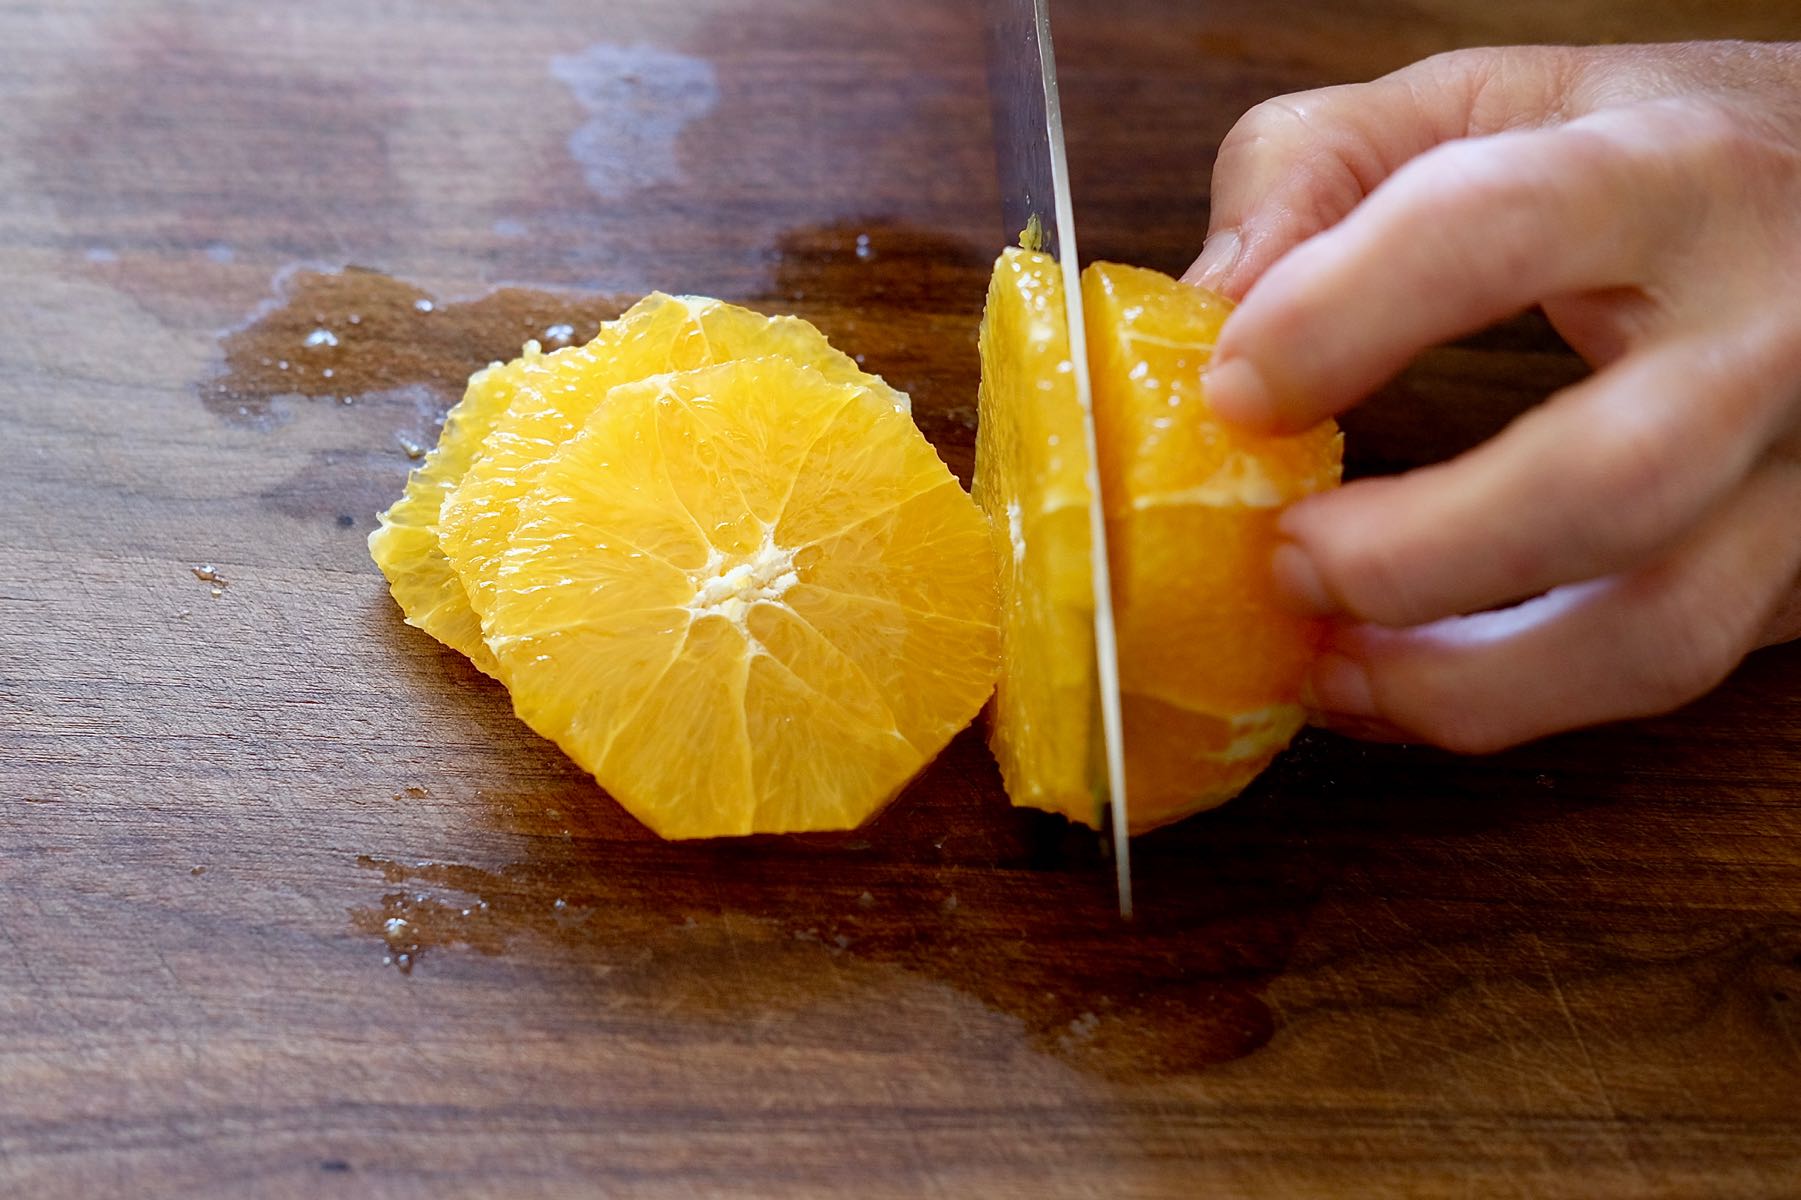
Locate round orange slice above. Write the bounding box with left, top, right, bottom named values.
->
left=366, top=357, right=537, bottom=678
left=485, top=356, right=999, bottom=838
left=440, top=293, right=908, bottom=648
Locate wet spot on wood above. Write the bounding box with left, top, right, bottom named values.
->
left=345, top=729, right=1340, bottom=1077
left=203, top=265, right=631, bottom=426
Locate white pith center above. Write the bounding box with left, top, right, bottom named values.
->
left=688, top=528, right=799, bottom=628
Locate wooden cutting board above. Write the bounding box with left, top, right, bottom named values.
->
left=3, top=1, right=1799, bottom=1196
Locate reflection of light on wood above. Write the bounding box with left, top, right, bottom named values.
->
left=550, top=42, right=719, bottom=198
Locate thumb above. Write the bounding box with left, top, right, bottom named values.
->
left=1185, top=47, right=1583, bottom=299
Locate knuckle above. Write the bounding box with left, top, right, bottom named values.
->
left=1622, top=574, right=1750, bottom=711
left=1376, top=666, right=1520, bottom=755
left=1223, top=96, right=1315, bottom=155
left=1385, top=141, right=1551, bottom=286
left=1328, top=528, right=1434, bottom=626
left=1407, top=136, right=1539, bottom=203
left=1428, top=714, right=1519, bottom=756
left=1542, top=404, right=1697, bottom=573
left=1652, top=98, right=1759, bottom=163
left=1413, top=45, right=1512, bottom=96
left=1584, top=99, right=1794, bottom=264
left=1632, top=620, right=1739, bottom=712
left=1629, top=103, right=1762, bottom=212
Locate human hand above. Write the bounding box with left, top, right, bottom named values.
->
left=1186, top=42, right=1801, bottom=752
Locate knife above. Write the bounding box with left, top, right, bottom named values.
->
left=984, top=0, right=1133, bottom=917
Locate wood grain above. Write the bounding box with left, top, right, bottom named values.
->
left=3, top=1, right=1800, bottom=1196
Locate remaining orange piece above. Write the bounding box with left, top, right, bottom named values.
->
left=971, top=248, right=1100, bottom=827
left=440, top=293, right=907, bottom=649
left=485, top=356, right=1000, bottom=838
left=1084, top=261, right=1342, bottom=830
left=973, top=250, right=1341, bottom=836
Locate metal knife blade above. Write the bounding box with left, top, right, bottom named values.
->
left=984, top=0, right=1133, bottom=917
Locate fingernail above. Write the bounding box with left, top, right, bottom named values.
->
left=1303, top=652, right=1376, bottom=719
left=1203, top=357, right=1274, bottom=427
left=1270, top=541, right=1336, bottom=617
left=1183, top=228, right=1242, bottom=292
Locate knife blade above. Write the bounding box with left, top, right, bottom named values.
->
left=984, top=0, right=1133, bottom=917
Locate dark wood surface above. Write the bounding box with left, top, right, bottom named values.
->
left=4, top=1, right=1800, bottom=1196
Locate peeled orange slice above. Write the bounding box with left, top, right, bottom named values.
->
left=367, top=362, right=536, bottom=678
left=971, top=247, right=1100, bottom=827
left=485, top=356, right=999, bottom=838
left=440, top=293, right=908, bottom=645
left=973, top=251, right=1342, bottom=835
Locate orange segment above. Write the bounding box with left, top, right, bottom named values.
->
left=1083, top=260, right=1343, bottom=832
left=440, top=293, right=907, bottom=642
left=486, top=357, right=998, bottom=839
left=971, top=247, right=1100, bottom=828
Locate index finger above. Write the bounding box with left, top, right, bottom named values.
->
left=1203, top=101, right=1715, bottom=434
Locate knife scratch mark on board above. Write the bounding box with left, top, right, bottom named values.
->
left=1536, top=934, right=1647, bottom=1180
